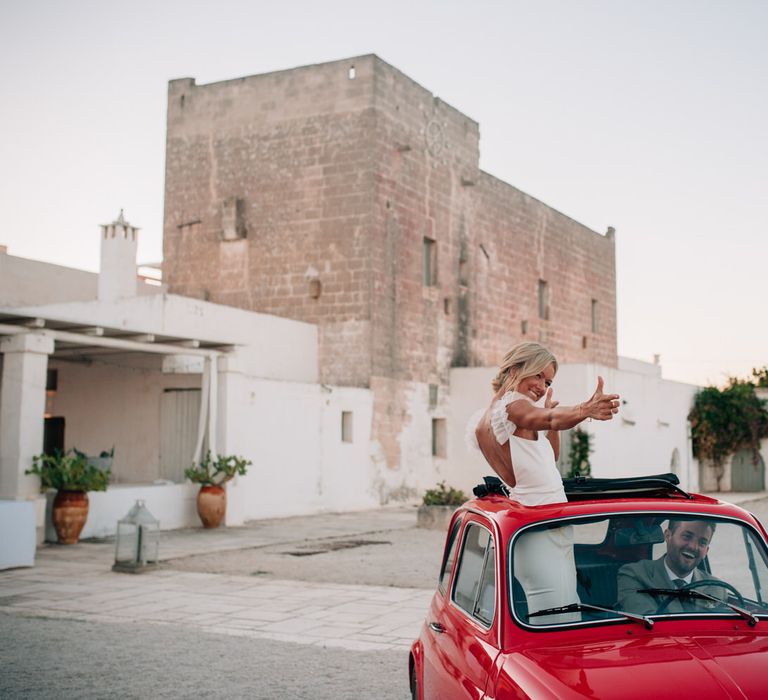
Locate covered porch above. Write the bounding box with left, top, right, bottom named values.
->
left=0, top=308, right=235, bottom=552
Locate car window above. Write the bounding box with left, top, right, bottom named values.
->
left=510, top=513, right=768, bottom=628
left=652, top=518, right=768, bottom=601
left=453, top=523, right=495, bottom=626
left=474, top=539, right=496, bottom=625
left=438, top=517, right=462, bottom=596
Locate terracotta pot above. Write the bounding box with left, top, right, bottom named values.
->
left=196, top=485, right=226, bottom=528
left=52, top=490, right=89, bottom=544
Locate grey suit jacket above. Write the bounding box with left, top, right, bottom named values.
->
left=616, top=556, right=725, bottom=615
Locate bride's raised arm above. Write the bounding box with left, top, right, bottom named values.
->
left=508, top=376, right=619, bottom=432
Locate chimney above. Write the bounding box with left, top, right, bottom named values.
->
left=98, top=210, right=139, bottom=301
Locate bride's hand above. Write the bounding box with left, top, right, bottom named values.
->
left=582, top=376, right=620, bottom=421
left=545, top=388, right=559, bottom=409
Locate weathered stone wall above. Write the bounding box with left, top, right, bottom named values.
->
left=163, top=54, right=618, bottom=481
left=468, top=173, right=617, bottom=369
left=163, top=57, right=378, bottom=386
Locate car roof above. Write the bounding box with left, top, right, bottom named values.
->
left=460, top=475, right=766, bottom=539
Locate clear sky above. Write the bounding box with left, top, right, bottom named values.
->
left=1, top=0, right=765, bottom=387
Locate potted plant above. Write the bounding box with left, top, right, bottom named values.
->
left=417, top=481, right=467, bottom=530
left=26, top=449, right=112, bottom=544
left=184, top=451, right=251, bottom=528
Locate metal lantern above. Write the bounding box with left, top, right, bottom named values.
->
left=112, top=500, right=160, bottom=573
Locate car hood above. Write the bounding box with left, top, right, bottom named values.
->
left=503, top=632, right=768, bottom=699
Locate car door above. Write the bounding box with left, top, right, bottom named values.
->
left=422, top=516, right=501, bottom=699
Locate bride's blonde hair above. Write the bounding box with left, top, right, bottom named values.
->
left=491, top=342, right=558, bottom=393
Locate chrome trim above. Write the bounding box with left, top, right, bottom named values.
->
left=447, top=514, right=501, bottom=639
left=437, top=515, right=463, bottom=597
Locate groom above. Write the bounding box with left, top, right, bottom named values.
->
left=617, top=519, right=724, bottom=614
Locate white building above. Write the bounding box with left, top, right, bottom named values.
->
left=2, top=213, right=762, bottom=570
left=0, top=214, right=377, bottom=562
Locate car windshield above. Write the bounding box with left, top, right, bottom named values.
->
left=510, top=513, right=768, bottom=627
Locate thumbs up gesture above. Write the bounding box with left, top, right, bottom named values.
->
left=582, top=376, right=620, bottom=421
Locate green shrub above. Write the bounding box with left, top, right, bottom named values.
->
left=26, top=449, right=111, bottom=492
left=752, top=366, right=768, bottom=388
left=184, top=451, right=252, bottom=487
left=567, top=427, right=592, bottom=478
left=689, top=379, right=768, bottom=469
left=422, top=481, right=467, bottom=506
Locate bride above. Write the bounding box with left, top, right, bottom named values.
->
left=468, top=341, right=620, bottom=621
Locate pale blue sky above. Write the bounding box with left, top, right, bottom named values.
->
left=1, top=0, right=766, bottom=386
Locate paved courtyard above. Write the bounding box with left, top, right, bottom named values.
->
left=3, top=494, right=767, bottom=698
left=0, top=507, right=438, bottom=653
left=1, top=506, right=441, bottom=698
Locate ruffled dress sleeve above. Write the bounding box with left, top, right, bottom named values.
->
left=489, top=391, right=531, bottom=444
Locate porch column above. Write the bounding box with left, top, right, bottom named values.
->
left=216, top=355, right=243, bottom=526
left=0, top=332, right=55, bottom=500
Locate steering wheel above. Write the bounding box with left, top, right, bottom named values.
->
left=656, top=578, right=744, bottom=614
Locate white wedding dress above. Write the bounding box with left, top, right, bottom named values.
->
left=468, top=391, right=579, bottom=623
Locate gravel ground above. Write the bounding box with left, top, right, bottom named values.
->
left=162, top=526, right=447, bottom=589
left=159, top=498, right=768, bottom=590
left=0, top=614, right=410, bottom=700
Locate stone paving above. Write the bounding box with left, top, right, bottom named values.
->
left=0, top=507, right=434, bottom=652
left=3, top=494, right=766, bottom=658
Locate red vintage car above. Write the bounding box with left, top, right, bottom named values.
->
left=410, top=475, right=768, bottom=699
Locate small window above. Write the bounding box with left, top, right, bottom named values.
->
left=458, top=256, right=468, bottom=284
left=438, top=518, right=462, bottom=595
left=46, top=368, right=58, bottom=392
left=538, top=280, right=549, bottom=320
left=453, top=523, right=496, bottom=626
left=432, top=418, right=446, bottom=457
left=341, top=411, right=353, bottom=443
left=428, top=384, right=438, bottom=408
left=221, top=197, right=246, bottom=240
left=423, top=237, right=437, bottom=287
left=591, top=299, right=599, bottom=333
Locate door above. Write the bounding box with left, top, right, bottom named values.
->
left=422, top=519, right=499, bottom=699
left=159, top=388, right=202, bottom=482
left=43, top=416, right=65, bottom=455
left=731, top=448, right=765, bottom=492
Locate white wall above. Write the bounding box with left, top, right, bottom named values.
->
left=45, top=483, right=198, bottom=540
left=0, top=251, right=160, bottom=307
left=0, top=252, right=97, bottom=305
left=6, top=293, right=319, bottom=383
left=446, top=359, right=701, bottom=495
left=5, top=289, right=364, bottom=536
left=446, top=367, right=499, bottom=493
left=45, top=364, right=380, bottom=536
left=319, top=385, right=378, bottom=511
left=49, top=359, right=200, bottom=484
left=361, top=380, right=456, bottom=504
left=556, top=361, right=700, bottom=490
left=218, top=372, right=378, bottom=524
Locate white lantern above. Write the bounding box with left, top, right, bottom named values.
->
left=112, top=500, right=160, bottom=573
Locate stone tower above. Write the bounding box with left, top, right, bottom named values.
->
left=162, top=55, right=617, bottom=481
